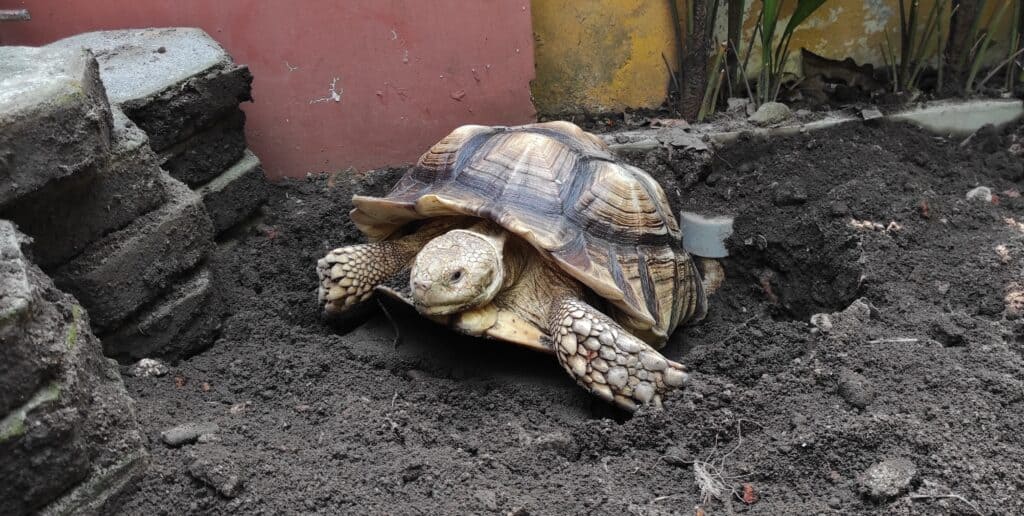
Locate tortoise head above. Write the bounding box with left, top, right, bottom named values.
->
left=410, top=228, right=505, bottom=316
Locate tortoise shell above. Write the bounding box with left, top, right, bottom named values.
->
left=350, top=121, right=704, bottom=342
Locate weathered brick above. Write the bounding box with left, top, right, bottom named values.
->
left=2, top=108, right=167, bottom=269
left=198, top=150, right=269, bottom=234
left=161, top=108, right=247, bottom=186
left=0, top=46, right=112, bottom=206
left=52, top=173, right=214, bottom=331
left=49, top=28, right=252, bottom=151
left=101, top=266, right=220, bottom=360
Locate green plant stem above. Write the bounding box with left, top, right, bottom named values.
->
left=1007, top=0, right=1022, bottom=90
left=966, top=0, right=1011, bottom=93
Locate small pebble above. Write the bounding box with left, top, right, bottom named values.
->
left=161, top=422, right=219, bottom=447
left=532, top=431, right=574, bottom=456
left=748, top=101, right=791, bottom=126
left=187, top=457, right=244, bottom=498
left=965, top=186, right=993, bottom=202
left=858, top=459, right=918, bottom=501
left=810, top=313, right=832, bottom=333
left=838, top=370, right=874, bottom=409
left=773, top=180, right=808, bottom=206
left=127, top=358, right=169, bottom=377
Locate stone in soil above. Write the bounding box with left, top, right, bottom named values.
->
left=1, top=107, right=167, bottom=269
left=49, top=28, right=252, bottom=151
left=101, top=267, right=219, bottom=360
left=160, top=108, right=247, bottom=186
left=160, top=421, right=219, bottom=447
left=747, top=101, right=791, bottom=126
left=196, top=150, right=269, bottom=234
left=0, top=221, right=146, bottom=515
left=187, top=457, right=244, bottom=498
left=0, top=46, right=112, bottom=207
left=837, top=369, right=874, bottom=409
left=52, top=172, right=214, bottom=331
left=127, top=358, right=170, bottom=378
left=858, top=459, right=918, bottom=501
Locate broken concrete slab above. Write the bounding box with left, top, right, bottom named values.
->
left=197, top=150, right=269, bottom=234
left=2, top=107, right=167, bottom=269
left=49, top=28, right=253, bottom=151
left=53, top=173, right=214, bottom=331
left=0, top=221, right=56, bottom=416
left=101, top=266, right=220, bottom=360
left=161, top=108, right=247, bottom=187
left=0, top=223, right=146, bottom=515
left=0, top=46, right=112, bottom=207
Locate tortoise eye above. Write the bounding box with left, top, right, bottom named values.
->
left=450, top=269, right=464, bottom=282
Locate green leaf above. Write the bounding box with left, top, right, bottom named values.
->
left=761, top=0, right=782, bottom=48
left=782, top=0, right=828, bottom=37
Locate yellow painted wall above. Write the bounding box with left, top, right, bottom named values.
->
left=531, top=0, right=677, bottom=114
left=531, top=0, right=1013, bottom=114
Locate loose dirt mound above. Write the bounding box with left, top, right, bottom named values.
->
left=120, top=120, right=1024, bottom=515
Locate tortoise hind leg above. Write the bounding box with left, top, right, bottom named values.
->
left=550, top=298, right=688, bottom=411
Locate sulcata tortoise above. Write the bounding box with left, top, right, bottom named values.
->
left=316, top=121, right=714, bottom=411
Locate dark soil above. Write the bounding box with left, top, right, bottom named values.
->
left=118, top=120, right=1024, bottom=515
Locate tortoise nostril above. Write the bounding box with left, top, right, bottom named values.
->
left=413, top=279, right=432, bottom=291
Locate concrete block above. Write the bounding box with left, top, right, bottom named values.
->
left=49, top=28, right=252, bottom=151
left=0, top=223, right=146, bottom=515
left=1, top=108, right=167, bottom=269
left=52, top=173, right=214, bottom=331
left=0, top=221, right=56, bottom=416
left=101, top=266, right=220, bottom=360
left=0, top=46, right=113, bottom=207
left=197, top=150, right=269, bottom=234
left=161, top=108, right=247, bottom=186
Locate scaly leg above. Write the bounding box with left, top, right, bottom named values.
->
left=317, top=240, right=416, bottom=316
left=318, top=219, right=462, bottom=316
left=550, top=298, right=689, bottom=411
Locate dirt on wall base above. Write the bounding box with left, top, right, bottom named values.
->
left=117, top=120, right=1024, bottom=515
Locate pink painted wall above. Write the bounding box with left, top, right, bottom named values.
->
left=0, top=0, right=538, bottom=180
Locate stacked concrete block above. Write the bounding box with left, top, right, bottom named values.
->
left=51, top=28, right=269, bottom=236
left=1, top=108, right=167, bottom=269
left=51, top=172, right=214, bottom=332
left=0, top=44, right=219, bottom=361
left=100, top=267, right=218, bottom=359
left=0, top=46, right=112, bottom=206
left=0, top=221, right=147, bottom=515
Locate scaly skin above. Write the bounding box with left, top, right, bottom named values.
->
left=317, top=240, right=414, bottom=315
left=549, top=297, right=689, bottom=411
left=317, top=219, right=458, bottom=317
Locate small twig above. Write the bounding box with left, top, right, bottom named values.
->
left=977, top=46, right=1024, bottom=90
left=910, top=493, right=983, bottom=515
left=662, top=52, right=681, bottom=94
left=867, top=337, right=919, bottom=344
left=377, top=298, right=403, bottom=348
left=712, top=150, right=734, bottom=169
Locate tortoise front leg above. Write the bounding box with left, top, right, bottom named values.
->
left=550, top=298, right=688, bottom=411
left=317, top=240, right=416, bottom=316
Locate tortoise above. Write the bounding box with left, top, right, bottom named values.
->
left=316, top=121, right=714, bottom=411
